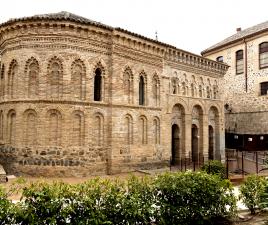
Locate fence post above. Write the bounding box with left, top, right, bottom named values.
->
left=256, top=151, right=259, bottom=175
left=226, top=152, right=229, bottom=179
left=242, top=151, right=244, bottom=178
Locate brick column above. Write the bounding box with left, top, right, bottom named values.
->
left=202, top=113, right=209, bottom=162
left=184, top=113, right=192, bottom=160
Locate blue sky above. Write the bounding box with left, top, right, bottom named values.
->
left=1, top=0, right=267, bottom=54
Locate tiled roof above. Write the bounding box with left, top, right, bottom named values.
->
left=201, top=20, right=268, bottom=55
left=0, top=11, right=113, bottom=30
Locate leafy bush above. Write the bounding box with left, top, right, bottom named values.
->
left=239, top=175, right=266, bottom=215
left=201, top=160, right=226, bottom=179
left=0, top=172, right=237, bottom=224
left=0, top=186, right=18, bottom=225
left=154, top=171, right=237, bottom=225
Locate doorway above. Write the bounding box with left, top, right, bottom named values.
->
left=209, top=125, right=214, bottom=160
left=192, top=124, right=198, bottom=163
left=171, top=124, right=180, bottom=165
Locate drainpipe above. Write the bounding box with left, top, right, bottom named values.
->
left=244, top=38, right=248, bottom=92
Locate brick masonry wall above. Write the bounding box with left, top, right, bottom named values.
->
left=0, top=18, right=226, bottom=176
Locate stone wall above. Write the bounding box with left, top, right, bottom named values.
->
left=204, top=33, right=268, bottom=134
left=0, top=14, right=227, bottom=176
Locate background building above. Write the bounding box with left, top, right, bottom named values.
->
left=202, top=21, right=268, bottom=151
left=0, top=12, right=227, bottom=176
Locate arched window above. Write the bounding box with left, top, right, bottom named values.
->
left=1, top=64, right=5, bottom=98
left=139, top=116, right=147, bottom=144
left=213, top=85, right=218, bottom=99
left=206, top=86, right=211, bottom=98
left=94, top=68, right=102, bottom=101
left=139, top=75, right=145, bottom=105
left=152, top=75, right=160, bottom=106
left=123, top=67, right=133, bottom=104
left=48, top=110, right=61, bottom=146
left=94, top=113, right=104, bottom=146
left=72, top=112, right=84, bottom=146
left=198, top=85, right=202, bottom=98
left=8, top=60, right=18, bottom=99
left=216, top=56, right=223, bottom=62
left=24, top=110, right=37, bottom=145
left=182, top=82, right=186, bottom=95
left=125, top=115, right=133, bottom=145
left=26, top=58, right=39, bottom=98
left=71, top=60, right=86, bottom=100
left=7, top=110, right=16, bottom=144
left=191, top=83, right=195, bottom=97
left=236, top=50, right=244, bottom=74
left=0, top=111, right=3, bottom=140
left=171, top=78, right=177, bottom=94
left=259, top=42, right=268, bottom=69
left=48, top=57, right=63, bottom=99
left=153, top=117, right=160, bottom=144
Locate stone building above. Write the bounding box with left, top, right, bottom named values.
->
left=0, top=12, right=227, bottom=177
left=202, top=21, right=268, bottom=150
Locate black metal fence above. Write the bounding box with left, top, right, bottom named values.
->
left=226, top=149, right=268, bottom=179
left=170, top=153, right=206, bottom=172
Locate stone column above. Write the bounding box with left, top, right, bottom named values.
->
left=202, top=113, right=209, bottom=162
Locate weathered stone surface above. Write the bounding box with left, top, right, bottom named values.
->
left=0, top=164, right=6, bottom=183
left=204, top=32, right=268, bottom=135
left=0, top=12, right=227, bottom=177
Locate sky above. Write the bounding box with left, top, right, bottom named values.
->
left=0, top=0, right=268, bottom=55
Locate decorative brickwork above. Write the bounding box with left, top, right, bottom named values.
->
left=0, top=12, right=227, bottom=176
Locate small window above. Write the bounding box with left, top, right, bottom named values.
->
left=216, top=56, right=223, bottom=62
left=139, top=76, right=145, bottom=105
left=236, top=50, right=244, bottom=74
left=260, top=82, right=268, bottom=95
left=259, top=42, right=268, bottom=69
left=94, top=68, right=102, bottom=101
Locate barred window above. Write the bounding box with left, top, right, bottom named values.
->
left=259, top=42, right=268, bottom=69
left=236, top=50, right=244, bottom=75
left=260, top=82, right=268, bottom=95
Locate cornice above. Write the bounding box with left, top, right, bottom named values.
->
left=0, top=99, right=162, bottom=111
left=0, top=18, right=228, bottom=75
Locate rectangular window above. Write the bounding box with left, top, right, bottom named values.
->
left=260, top=82, right=268, bottom=95
left=260, top=42, right=268, bottom=69
left=236, top=50, right=244, bottom=74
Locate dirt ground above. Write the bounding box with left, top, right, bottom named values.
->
left=0, top=171, right=147, bottom=201
left=234, top=211, right=268, bottom=225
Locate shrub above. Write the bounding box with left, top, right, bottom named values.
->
left=239, top=175, right=266, bottom=215
left=201, top=160, right=226, bottom=179
left=16, top=181, right=77, bottom=224
left=154, top=171, right=237, bottom=225
left=2, top=172, right=237, bottom=224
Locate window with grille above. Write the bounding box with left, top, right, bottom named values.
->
left=236, top=50, right=244, bottom=74
left=259, top=42, right=268, bottom=69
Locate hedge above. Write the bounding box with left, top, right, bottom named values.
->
left=0, top=171, right=237, bottom=225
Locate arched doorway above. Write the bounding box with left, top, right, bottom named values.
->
left=208, top=125, right=214, bottom=160
left=171, top=124, right=180, bottom=165
left=208, top=106, right=220, bottom=160
left=192, top=124, right=198, bottom=163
